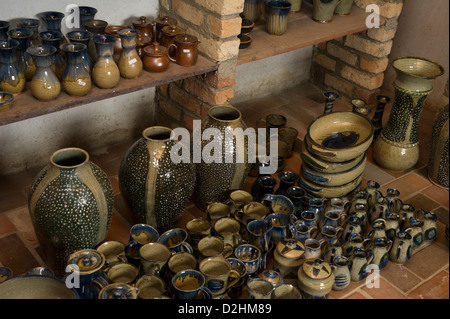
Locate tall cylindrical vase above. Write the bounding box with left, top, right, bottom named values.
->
left=194, top=105, right=252, bottom=210
left=428, top=102, right=449, bottom=189
left=118, top=126, right=196, bottom=233
left=373, top=57, right=444, bottom=171
left=28, top=148, right=114, bottom=277
left=371, top=95, right=391, bottom=142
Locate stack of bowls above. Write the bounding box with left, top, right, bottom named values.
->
left=298, top=111, right=374, bottom=199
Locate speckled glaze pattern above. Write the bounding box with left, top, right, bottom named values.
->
left=28, top=148, right=114, bottom=277
left=194, top=105, right=252, bottom=210
left=428, top=103, right=449, bottom=188
left=119, top=127, right=196, bottom=233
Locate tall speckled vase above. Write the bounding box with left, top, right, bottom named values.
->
left=428, top=102, right=449, bottom=189
left=194, top=105, right=252, bottom=210
left=118, top=126, right=196, bottom=233
left=373, top=57, right=444, bottom=171
left=28, top=148, right=114, bottom=277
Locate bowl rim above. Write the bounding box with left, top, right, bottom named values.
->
left=306, top=111, right=374, bottom=151
left=392, top=56, right=445, bottom=80
left=0, top=91, right=14, bottom=105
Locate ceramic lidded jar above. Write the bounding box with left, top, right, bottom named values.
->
left=118, top=126, right=196, bottom=233
left=117, top=28, right=143, bottom=79
left=136, top=33, right=152, bottom=60
left=28, top=148, right=114, bottom=277
left=273, top=239, right=305, bottom=285
left=27, top=45, right=61, bottom=101
left=132, top=16, right=154, bottom=43
left=297, top=259, right=334, bottom=299
left=161, top=25, right=185, bottom=58
left=155, top=15, right=177, bottom=44
left=194, top=105, right=252, bottom=210
left=92, top=34, right=120, bottom=89
left=143, top=42, right=170, bottom=73
left=168, top=33, right=200, bottom=67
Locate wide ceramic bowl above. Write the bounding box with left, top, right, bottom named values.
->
left=0, top=91, right=14, bottom=111
left=238, top=34, right=252, bottom=49
left=0, top=275, right=78, bottom=299
left=241, top=18, right=255, bottom=34
left=305, top=112, right=374, bottom=163
left=298, top=174, right=362, bottom=199
left=301, top=153, right=367, bottom=187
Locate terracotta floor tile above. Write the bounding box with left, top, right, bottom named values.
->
left=362, top=162, right=396, bottom=187
left=422, top=185, right=449, bottom=209
left=361, top=277, right=407, bottom=299
left=380, top=262, right=422, bottom=293
left=5, top=207, right=38, bottom=246
left=408, top=271, right=449, bottom=299
left=0, top=191, right=27, bottom=214
left=380, top=173, right=432, bottom=200
left=105, top=210, right=131, bottom=245
left=433, top=207, right=449, bottom=226
left=402, top=193, right=441, bottom=213
left=329, top=281, right=365, bottom=299
left=344, top=291, right=370, bottom=299
left=0, top=233, right=40, bottom=277
left=0, top=214, right=16, bottom=236
left=405, top=242, right=449, bottom=280
left=382, top=161, right=427, bottom=179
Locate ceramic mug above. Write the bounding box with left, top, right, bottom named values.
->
left=304, top=238, right=323, bottom=260
left=158, top=228, right=193, bottom=254
left=125, top=223, right=159, bottom=266
left=214, top=217, right=243, bottom=248
left=389, top=231, right=412, bottom=265
left=229, top=190, right=253, bottom=213
left=265, top=1, right=292, bottom=35
left=199, top=256, right=240, bottom=296
left=293, top=223, right=318, bottom=244
left=331, top=256, right=351, bottom=291
left=167, top=251, right=198, bottom=278
left=262, top=194, right=295, bottom=215
left=171, top=269, right=213, bottom=299
left=135, top=274, right=167, bottom=299
left=186, top=217, right=211, bottom=253
left=265, top=212, right=292, bottom=243
left=107, top=262, right=139, bottom=285
left=247, top=219, right=273, bottom=251
left=206, top=202, right=231, bottom=228
left=421, top=210, right=438, bottom=241
left=246, top=278, right=273, bottom=299
left=139, top=242, right=172, bottom=276
left=197, top=235, right=233, bottom=262
left=273, top=283, right=302, bottom=299
left=234, top=244, right=262, bottom=277
left=226, top=258, right=248, bottom=298
left=96, top=241, right=127, bottom=269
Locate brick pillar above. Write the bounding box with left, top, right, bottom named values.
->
left=156, top=0, right=244, bottom=130
left=311, top=0, right=404, bottom=104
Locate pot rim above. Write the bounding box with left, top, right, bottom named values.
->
left=142, top=126, right=174, bottom=142
left=50, top=147, right=89, bottom=169
left=392, top=56, right=445, bottom=80
left=208, top=104, right=242, bottom=123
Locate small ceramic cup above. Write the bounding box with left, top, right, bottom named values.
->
left=158, top=228, right=193, bottom=254
left=226, top=258, right=248, bottom=298
left=214, top=217, right=243, bottom=248
left=265, top=212, right=292, bottom=243
left=96, top=240, right=127, bottom=269
left=167, top=251, right=198, bottom=278
left=197, top=235, right=233, bottom=262
left=199, top=256, right=240, bottom=296
left=234, top=244, right=262, bottom=277
left=171, top=269, right=213, bottom=299
left=265, top=1, right=292, bottom=36
left=98, top=283, right=138, bottom=299
left=304, top=238, right=323, bottom=260
left=247, top=219, right=273, bottom=252
left=0, top=267, right=13, bottom=283
left=273, top=283, right=302, bottom=299
left=139, top=242, right=172, bottom=276
left=207, top=202, right=231, bottom=228
left=135, top=274, right=167, bottom=299
left=107, top=262, right=139, bottom=285
left=186, top=217, right=211, bottom=253
left=246, top=278, right=274, bottom=299
left=125, top=223, right=159, bottom=265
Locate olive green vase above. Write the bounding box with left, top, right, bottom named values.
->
left=194, top=105, right=252, bottom=210
left=28, top=148, right=114, bottom=277
left=118, top=126, right=196, bottom=233
left=373, top=57, right=444, bottom=171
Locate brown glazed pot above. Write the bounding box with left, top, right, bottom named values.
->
left=136, top=33, right=152, bottom=60
left=143, top=42, right=170, bottom=73
left=154, top=15, right=177, bottom=44
left=132, top=16, right=154, bottom=43
left=168, top=34, right=200, bottom=67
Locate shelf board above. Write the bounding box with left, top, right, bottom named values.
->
left=238, top=3, right=378, bottom=65
left=0, top=56, right=217, bottom=126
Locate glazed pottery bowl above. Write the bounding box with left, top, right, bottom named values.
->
left=301, top=153, right=367, bottom=187
left=298, top=174, right=362, bottom=199
left=241, top=18, right=255, bottom=34
left=305, top=111, right=374, bottom=163
left=300, top=141, right=365, bottom=173
left=0, top=91, right=14, bottom=111
left=238, top=34, right=252, bottom=49
left=0, top=275, right=78, bottom=299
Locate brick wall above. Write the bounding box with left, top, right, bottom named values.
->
left=311, top=0, right=404, bottom=104
left=156, top=0, right=244, bottom=130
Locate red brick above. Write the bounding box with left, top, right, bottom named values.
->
left=340, top=65, right=384, bottom=90
left=204, top=71, right=236, bottom=89
left=183, top=77, right=234, bottom=105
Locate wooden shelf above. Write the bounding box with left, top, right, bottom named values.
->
left=0, top=56, right=217, bottom=126
left=238, top=2, right=377, bottom=65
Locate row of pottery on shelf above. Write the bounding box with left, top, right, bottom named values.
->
left=298, top=97, right=374, bottom=199
left=27, top=104, right=252, bottom=277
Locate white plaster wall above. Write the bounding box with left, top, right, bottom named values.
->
left=0, top=0, right=160, bottom=175
left=231, top=46, right=313, bottom=104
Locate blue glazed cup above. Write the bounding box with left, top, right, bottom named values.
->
left=125, top=223, right=160, bottom=265
left=158, top=228, right=193, bottom=254
left=262, top=194, right=295, bottom=214
left=266, top=1, right=292, bottom=35
left=265, top=212, right=292, bottom=243
left=247, top=219, right=273, bottom=251
left=171, top=269, right=212, bottom=299
left=234, top=244, right=262, bottom=277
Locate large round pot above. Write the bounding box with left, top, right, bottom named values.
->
left=119, top=126, right=196, bottom=233
left=28, top=147, right=114, bottom=277
left=297, top=259, right=334, bottom=299
left=194, top=105, right=252, bottom=210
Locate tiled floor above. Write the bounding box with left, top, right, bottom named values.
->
left=0, top=82, right=448, bottom=299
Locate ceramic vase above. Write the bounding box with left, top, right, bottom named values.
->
left=119, top=126, right=196, bottom=233
left=323, top=91, right=339, bottom=114
left=79, top=6, right=98, bottom=29
left=8, top=28, right=35, bottom=81
left=373, top=57, right=444, bottom=171
left=40, top=11, right=65, bottom=32
left=92, top=34, right=120, bottom=89
left=428, top=102, right=448, bottom=189
left=61, top=43, right=92, bottom=97
left=0, top=39, right=26, bottom=95
left=66, top=30, right=94, bottom=74
left=266, top=1, right=292, bottom=36
left=39, top=31, right=67, bottom=81
left=334, top=0, right=354, bottom=15
left=117, top=28, right=143, bottom=79
left=27, top=45, right=61, bottom=101
left=194, top=104, right=252, bottom=210
left=313, top=0, right=340, bottom=23
left=28, top=148, right=114, bottom=277
left=371, top=95, right=391, bottom=142
left=288, top=0, right=302, bottom=12
left=0, top=21, right=9, bottom=40
left=17, top=19, right=41, bottom=46
left=244, top=0, right=262, bottom=22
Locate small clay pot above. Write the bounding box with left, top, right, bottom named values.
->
left=154, top=15, right=177, bottom=44
left=168, top=34, right=200, bottom=67
left=136, top=33, right=152, bottom=60
left=143, top=42, right=170, bottom=73
left=132, top=16, right=154, bottom=43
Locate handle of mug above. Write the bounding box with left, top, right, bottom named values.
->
left=222, top=244, right=234, bottom=259
left=227, top=269, right=241, bottom=290
left=233, top=233, right=243, bottom=247
left=181, top=242, right=194, bottom=254
left=199, top=286, right=213, bottom=299
left=168, top=44, right=177, bottom=62
left=260, top=250, right=268, bottom=270
left=261, top=194, right=275, bottom=204
left=366, top=249, right=374, bottom=264
left=309, top=225, right=319, bottom=239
